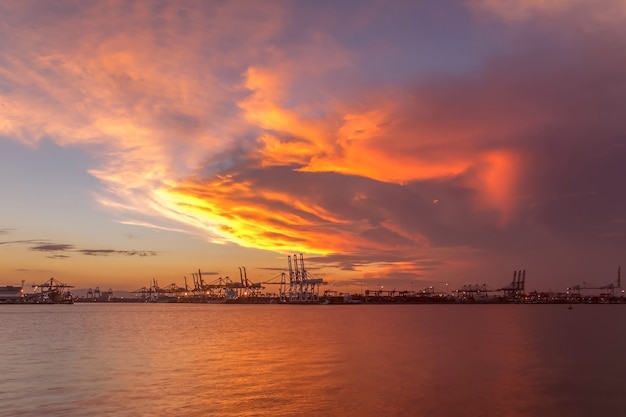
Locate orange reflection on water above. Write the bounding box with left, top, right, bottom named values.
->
left=4, top=304, right=626, bottom=416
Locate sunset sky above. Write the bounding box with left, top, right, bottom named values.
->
left=1, top=0, right=625, bottom=293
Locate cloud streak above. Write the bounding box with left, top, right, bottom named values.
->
left=31, top=244, right=76, bottom=252
left=78, top=249, right=157, bottom=257
left=1, top=238, right=157, bottom=259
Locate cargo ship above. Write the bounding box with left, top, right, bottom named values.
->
left=0, top=283, right=25, bottom=303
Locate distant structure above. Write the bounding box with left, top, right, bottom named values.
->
left=133, top=278, right=188, bottom=302
left=31, top=277, right=74, bottom=304
left=499, top=270, right=526, bottom=300
left=278, top=253, right=325, bottom=303
left=567, top=265, right=623, bottom=299
left=236, top=267, right=264, bottom=297
left=0, top=281, right=25, bottom=303
left=85, top=286, right=113, bottom=301
left=455, top=283, right=495, bottom=300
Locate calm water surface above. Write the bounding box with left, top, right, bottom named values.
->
left=1, top=304, right=625, bottom=417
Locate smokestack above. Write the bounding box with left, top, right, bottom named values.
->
left=619, top=266, right=621, bottom=288
left=522, top=270, right=526, bottom=290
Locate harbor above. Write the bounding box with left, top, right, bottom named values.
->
left=0, top=277, right=75, bottom=304
left=2, top=256, right=624, bottom=305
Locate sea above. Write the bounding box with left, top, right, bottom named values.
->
left=1, top=303, right=625, bottom=417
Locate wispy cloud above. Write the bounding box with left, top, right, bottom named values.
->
left=1, top=239, right=53, bottom=246
left=116, top=220, right=192, bottom=235
left=77, top=249, right=157, bottom=257
left=3, top=238, right=157, bottom=259
left=47, top=254, right=71, bottom=260
left=31, top=244, right=76, bottom=252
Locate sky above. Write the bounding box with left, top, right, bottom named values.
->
left=1, top=0, right=626, bottom=293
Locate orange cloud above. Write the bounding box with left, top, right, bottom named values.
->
left=471, top=150, right=523, bottom=226
left=240, top=67, right=526, bottom=227
left=240, top=66, right=337, bottom=167
left=155, top=177, right=380, bottom=255
left=0, top=2, right=287, bottom=222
